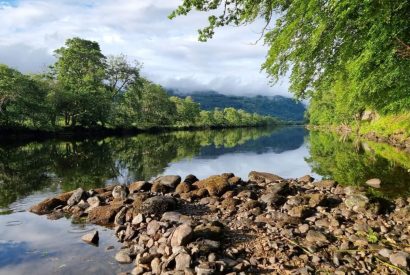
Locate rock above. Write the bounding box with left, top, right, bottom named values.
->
left=288, top=206, right=313, bottom=218
left=171, top=224, right=193, bottom=247
left=114, top=207, right=127, bottom=226
left=389, top=252, right=409, bottom=267
left=29, top=197, right=64, bottom=215
left=129, top=181, right=151, bottom=193
left=112, top=185, right=128, bottom=200
left=151, top=257, right=161, bottom=274
left=265, top=182, right=289, bottom=195
left=366, top=178, right=381, bottom=188
left=131, top=266, right=145, bottom=275
left=299, top=224, right=309, bottom=234
left=81, top=230, right=99, bottom=245
left=306, top=230, right=328, bottom=244
left=194, top=224, right=222, bottom=240
left=87, top=202, right=124, bottom=225
left=86, top=196, right=101, bottom=208
left=298, top=175, right=315, bottom=183
left=175, top=182, right=191, bottom=194
left=153, top=175, right=181, bottom=189
left=193, top=175, right=230, bottom=196
left=184, top=174, right=199, bottom=185
left=228, top=176, right=241, bottom=185
left=175, top=252, right=191, bottom=270
left=147, top=220, right=161, bottom=236
left=248, top=171, right=283, bottom=183
left=345, top=194, right=369, bottom=211
left=132, top=213, right=144, bottom=225
left=151, top=182, right=170, bottom=193
left=67, top=188, right=86, bottom=206
left=195, top=263, right=215, bottom=275
left=190, top=239, right=220, bottom=253
left=314, top=180, right=336, bottom=189
left=138, top=196, right=177, bottom=216
left=161, top=211, right=182, bottom=223
left=115, top=250, right=132, bottom=264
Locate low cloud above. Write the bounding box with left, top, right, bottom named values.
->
left=0, top=0, right=291, bottom=96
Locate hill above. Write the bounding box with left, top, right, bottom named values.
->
left=168, top=90, right=306, bottom=122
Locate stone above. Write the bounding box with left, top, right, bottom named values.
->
left=129, top=181, right=151, bottom=193
left=193, top=175, right=230, bottom=196
left=195, top=263, right=215, bottom=275
left=115, top=250, right=132, bottom=264
left=29, top=197, right=64, bottom=215
left=114, top=207, right=127, bottom=226
left=67, top=188, right=86, bottom=206
left=298, top=175, right=315, bottom=183
left=112, top=185, right=128, bottom=200
left=147, top=220, right=161, bottom=236
left=171, top=224, right=193, bottom=247
left=151, top=257, right=161, bottom=274
left=306, top=230, right=328, bottom=244
left=153, top=175, right=181, bottom=189
left=389, top=252, right=409, bottom=267
left=248, top=171, right=283, bottom=183
left=183, top=174, right=199, bottom=185
left=289, top=206, right=313, bottom=218
left=86, top=196, right=100, bottom=208
left=366, top=178, right=381, bottom=188
left=132, top=213, right=144, bottom=225
left=131, top=266, right=145, bottom=275
left=81, top=230, right=99, bottom=245
left=228, top=176, right=241, bottom=185
left=87, top=202, right=124, bottom=225
left=175, top=252, right=191, bottom=270
left=194, top=224, right=222, bottom=240
left=175, top=182, right=191, bottom=194
left=314, top=180, right=336, bottom=189
left=161, top=211, right=182, bottom=223
left=299, top=224, right=309, bottom=234
left=138, top=196, right=177, bottom=216
left=345, top=194, right=369, bottom=211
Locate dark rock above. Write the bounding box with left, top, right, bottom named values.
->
left=184, top=174, right=199, bottom=185
left=194, top=224, right=223, bottom=240
left=81, top=230, right=99, bottom=245
left=129, top=181, right=151, bottom=193
left=248, top=171, right=283, bottom=183
left=138, top=196, right=177, bottom=216
left=30, top=197, right=64, bottom=215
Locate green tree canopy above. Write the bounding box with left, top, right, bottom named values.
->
left=171, top=0, right=410, bottom=122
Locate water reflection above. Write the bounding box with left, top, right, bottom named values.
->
left=307, top=131, right=410, bottom=198
left=0, top=127, right=307, bottom=207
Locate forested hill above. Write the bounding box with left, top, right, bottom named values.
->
left=168, top=90, right=306, bottom=122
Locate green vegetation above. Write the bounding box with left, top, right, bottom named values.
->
left=0, top=127, right=277, bottom=207
left=0, top=37, right=279, bottom=133
left=171, top=1, right=410, bottom=132
left=358, top=114, right=410, bottom=140
left=168, top=90, right=306, bottom=122
left=306, top=131, right=410, bottom=199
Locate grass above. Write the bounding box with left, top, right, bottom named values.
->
left=359, top=113, right=410, bottom=140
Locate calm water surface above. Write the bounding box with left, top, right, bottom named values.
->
left=1, top=127, right=409, bottom=274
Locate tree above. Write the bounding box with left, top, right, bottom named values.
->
left=170, top=96, right=201, bottom=126
left=171, top=1, right=410, bottom=121
left=52, top=37, right=108, bottom=127
left=106, top=54, right=142, bottom=99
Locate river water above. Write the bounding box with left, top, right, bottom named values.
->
left=1, top=127, right=409, bottom=274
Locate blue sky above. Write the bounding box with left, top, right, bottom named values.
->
left=0, top=0, right=290, bottom=96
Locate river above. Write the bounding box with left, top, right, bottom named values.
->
left=0, top=126, right=409, bottom=274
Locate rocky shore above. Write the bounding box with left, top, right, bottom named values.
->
left=30, top=171, right=410, bottom=274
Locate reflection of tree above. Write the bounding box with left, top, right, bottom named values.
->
left=306, top=131, right=410, bottom=198
left=0, top=127, right=282, bottom=207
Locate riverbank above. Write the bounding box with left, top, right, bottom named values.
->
left=30, top=171, right=410, bottom=274
left=0, top=123, right=303, bottom=143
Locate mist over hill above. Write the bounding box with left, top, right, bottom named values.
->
left=168, top=90, right=306, bottom=122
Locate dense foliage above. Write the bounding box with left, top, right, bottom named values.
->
left=171, top=1, right=410, bottom=125
left=0, top=38, right=279, bottom=131
left=169, top=90, right=305, bottom=122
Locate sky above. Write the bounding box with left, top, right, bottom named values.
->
left=0, top=0, right=291, bottom=97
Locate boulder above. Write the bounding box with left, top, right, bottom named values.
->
left=193, top=175, right=230, bottom=196
left=298, top=175, right=315, bottom=183
left=29, top=197, right=64, bottom=215
left=175, top=182, right=191, bottom=194
left=183, top=174, right=199, bottom=185
left=171, top=224, right=193, bottom=247
left=175, top=252, right=191, bottom=270
left=345, top=194, right=369, bottom=211
left=129, top=181, right=151, bottom=193
left=147, top=220, right=161, bottom=236
left=248, top=171, right=283, bottom=183
left=153, top=175, right=181, bottom=189
left=87, top=202, right=124, bottom=225
left=137, top=196, right=177, bottom=216
left=67, top=188, right=86, bottom=206
left=115, top=250, right=132, bottom=264
left=112, top=185, right=128, bottom=200
left=81, top=231, right=99, bottom=245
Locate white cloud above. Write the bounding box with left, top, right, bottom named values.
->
left=0, top=0, right=291, bottom=96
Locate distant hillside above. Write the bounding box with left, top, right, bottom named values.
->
left=168, top=90, right=306, bottom=122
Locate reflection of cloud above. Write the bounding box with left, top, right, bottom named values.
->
left=0, top=0, right=291, bottom=97
left=163, top=142, right=321, bottom=180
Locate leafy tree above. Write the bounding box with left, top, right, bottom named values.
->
left=52, top=37, right=109, bottom=127
left=170, top=96, right=201, bottom=126
left=171, top=1, right=410, bottom=122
